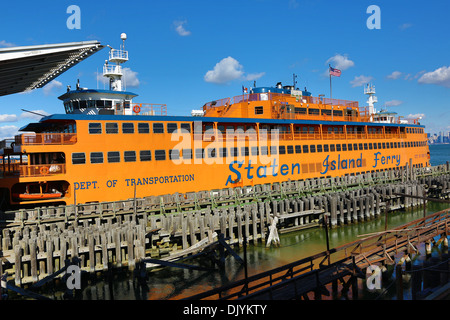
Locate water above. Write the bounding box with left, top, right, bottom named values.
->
left=429, top=144, right=450, bottom=166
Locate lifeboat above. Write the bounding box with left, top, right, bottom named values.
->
left=13, top=191, right=63, bottom=200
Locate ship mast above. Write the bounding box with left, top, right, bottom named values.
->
left=364, top=83, right=378, bottom=115
left=103, top=33, right=129, bottom=91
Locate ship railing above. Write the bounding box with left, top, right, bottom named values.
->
left=202, top=93, right=359, bottom=111
left=120, top=103, right=167, bottom=116
left=1, top=163, right=66, bottom=177
left=15, top=133, right=77, bottom=146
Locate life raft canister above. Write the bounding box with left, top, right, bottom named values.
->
left=133, top=105, right=141, bottom=113
left=40, top=166, right=49, bottom=175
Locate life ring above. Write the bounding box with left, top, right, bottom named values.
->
left=133, top=105, right=141, bottom=113
left=40, top=166, right=49, bottom=175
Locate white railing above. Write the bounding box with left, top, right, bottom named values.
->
left=103, top=64, right=122, bottom=76
left=109, top=49, right=128, bottom=61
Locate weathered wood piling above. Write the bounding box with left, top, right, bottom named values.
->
left=0, top=164, right=449, bottom=286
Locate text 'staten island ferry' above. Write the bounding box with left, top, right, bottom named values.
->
left=0, top=34, right=430, bottom=209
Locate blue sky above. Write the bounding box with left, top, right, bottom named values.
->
left=0, top=0, right=449, bottom=138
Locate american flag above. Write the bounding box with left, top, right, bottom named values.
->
left=329, top=66, right=341, bottom=77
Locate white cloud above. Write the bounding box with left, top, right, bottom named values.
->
left=387, top=71, right=402, bottom=80
left=244, top=72, right=266, bottom=81
left=0, top=40, right=15, bottom=47
left=384, top=100, right=403, bottom=107
left=399, top=23, right=413, bottom=30
left=418, top=66, right=450, bottom=88
left=43, top=80, right=63, bottom=95
left=204, top=56, right=264, bottom=84
left=326, top=54, right=355, bottom=71
left=174, top=20, right=191, bottom=36
left=350, top=75, right=374, bottom=87
left=123, top=67, right=140, bottom=88
left=407, top=113, right=425, bottom=119
left=0, top=114, right=18, bottom=122
left=0, top=125, right=19, bottom=140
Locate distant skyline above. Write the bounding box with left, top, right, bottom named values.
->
left=0, top=0, right=449, bottom=138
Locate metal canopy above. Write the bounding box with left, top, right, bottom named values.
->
left=0, top=41, right=104, bottom=97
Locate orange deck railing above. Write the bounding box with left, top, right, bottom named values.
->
left=1, top=163, right=66, bottom=177
left=15, top=133, right=77, bottom=146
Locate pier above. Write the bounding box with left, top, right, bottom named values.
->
left=0, top=164, right=449, bottom=291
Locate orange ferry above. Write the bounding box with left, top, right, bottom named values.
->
left=0, top=35, right=430, bottom=209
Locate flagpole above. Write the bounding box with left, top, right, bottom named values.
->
left=329, top=64, right=333, bottom=121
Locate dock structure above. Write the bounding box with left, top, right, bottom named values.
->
left=184, top=208, right=449, bottom=300
left=0, top=164, right=449, bottom=288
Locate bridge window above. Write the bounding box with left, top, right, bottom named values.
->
left=108, top=151, right=121, bottom=163
left=90, top=152, right=103, bottom=164
left=89, top=123, right=102, bottom=134
left=140, top=150, right=152, bottom=161
left=72, top=153, right=86, bottom=165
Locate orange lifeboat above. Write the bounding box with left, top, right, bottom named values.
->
left=13, top=191, right=63, bottom=201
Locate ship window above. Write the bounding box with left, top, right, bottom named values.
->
left=241, top=147, right=249, bottom=156
left=303, top=145, right=309, bottom=153
left=336, top=144, right=341, bottom=152
left=219, top=148, right=227, bottom=158
left=364, top=143, right=368, bottom=150
left=369, top=143, right=373, bottom=150
left=310, top=145, right=316, bottom=153
left=390, top=142, right=394, bottom=149
left=308, top=108, right=320, bottom=115
left=373, top=143, right=377, bottom=150
left=323, top=144, right=329, bottom=152
left=295, top=108, right=307, bottom=114
left=330, top=144, right=335, bottom=152
left=122, top=123, right=134, bottom=134
left=255, top=106, right=264, bottom=115
left=333, top=110, right=343, bottom=117
left=340, top=144, right=346, bottom=151
left=138, top=123, right=150, bottom=133
left=195, top=148, right=204, bottom=159
left=180, top=123, right=191, bottom=133
left=89, top=123, right=102, bottom=134
left=382, top=143, right=386, bottom=149
left=79, top=100, right=87, bottom=108
left=359, top=143, right=364, bottom=150
left=167, top=123, right=178, bottom=134
left=287, top=145, right=294, bottom=154
left=105, top=100, right=113, bottom=108
left=270, top=146, right=278, bottom=155
left=321, top=109, right=332, bottom=116
left=378, top=143, right=382, bottom=149
left=140, top=150, right=152, bottom=161
left=182, top=149, right=193, bottom=159
left=207, top=148, right=216, bottom=158
left=169, top=149, right=180, bottom=160
left=87, top=100, right=96, bottom=108
left=72, top=153, right=85, bottom=165
left=261, top=146, right=268, bottom=156
left=251, top=146, right=259, bottom=156
left=96, top=100, right=105, bottom=108
left=108, top=151, right=121, bottom=163
left=230, top=147, right=239, bottom=157
left=295, top=145, right=302, bottom=154
left=279, top=146, right=286, bottom=155
left=106, top=123, right=118, bottom=134
left=153, top=123, right=164, bottom=133
left=155, top=150, right=166, bottom=161
left=90, top=152, right=103, bottom=164
left=72, top=100, right=80, bottom=109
